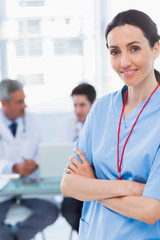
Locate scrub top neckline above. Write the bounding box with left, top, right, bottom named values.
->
left=119, top=85, right=160, bottom=128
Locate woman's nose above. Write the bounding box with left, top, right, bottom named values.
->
left=120, top=52, right=131, bottom=69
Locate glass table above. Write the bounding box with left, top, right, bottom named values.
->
left=0, top=178, right=61, bottom=196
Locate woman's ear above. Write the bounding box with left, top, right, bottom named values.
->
left=153, top=41, right=160, bottom=59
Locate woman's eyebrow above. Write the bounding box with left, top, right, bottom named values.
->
left=109, top=41, right=141, bottom=49
left=127, top=41, right=141, bottom=47
left=108, top=45, right=119, bottom=49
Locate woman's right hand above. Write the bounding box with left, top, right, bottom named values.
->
left=65, top=148, right=96, bottom=179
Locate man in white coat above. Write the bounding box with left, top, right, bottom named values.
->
left=0, top=79, right=58, bottom=240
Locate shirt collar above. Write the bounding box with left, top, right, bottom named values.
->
left=0, top=108, right=18, bottom=127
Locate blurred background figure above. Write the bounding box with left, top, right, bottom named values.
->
left=0, top=79, right=58, bottom=240
left=54, top=83, right=96, bottom=143
left=54, top=83, right=96, bottom=233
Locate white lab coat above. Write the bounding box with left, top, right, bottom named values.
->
left=0, top=110, right=42, bottom=202
left=53, top=113, right=84, bottom=142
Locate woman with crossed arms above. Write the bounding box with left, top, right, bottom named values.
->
left=61, top=9, right=160, bottom=240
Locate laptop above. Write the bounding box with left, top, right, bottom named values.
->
left=39, top=142, right=75, bottom=179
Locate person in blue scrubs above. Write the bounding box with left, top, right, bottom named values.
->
left=61, top=9, right=160, bottom=240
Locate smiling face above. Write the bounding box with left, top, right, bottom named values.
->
left=107, top=24, right=160, bottom=87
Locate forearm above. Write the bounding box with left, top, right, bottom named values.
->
left=99, top=196, right=160, bottom=224
left=61, top=174, right=143, bottom=201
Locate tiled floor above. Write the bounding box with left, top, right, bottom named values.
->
left=35, top=215, right=78, bottom=240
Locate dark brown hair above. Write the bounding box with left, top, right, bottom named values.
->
left=71, top=83, right=96, bottom=104
left=105, top=9, right=160, bottom=82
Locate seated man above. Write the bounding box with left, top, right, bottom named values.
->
left=0, top=79, right=58, bottom=240
left=55, top=83, right=96, bottom=232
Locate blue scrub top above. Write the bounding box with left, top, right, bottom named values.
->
left=75, top=86, right=160, bottom=240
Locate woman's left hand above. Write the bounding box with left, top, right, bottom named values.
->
left=65, top=148, right=96, bottom=179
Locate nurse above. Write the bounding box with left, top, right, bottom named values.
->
left=61, top=9, right=160, bottom=240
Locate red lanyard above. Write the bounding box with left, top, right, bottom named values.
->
left=117, top=82, right=159, bottom=180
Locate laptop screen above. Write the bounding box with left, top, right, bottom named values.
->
left=39, top=142, right=74, bottom=179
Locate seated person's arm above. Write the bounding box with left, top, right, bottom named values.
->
left=13, top=160, right=38, bottom=176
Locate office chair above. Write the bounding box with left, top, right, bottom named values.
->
left=69, top=227, right=74, bottom=240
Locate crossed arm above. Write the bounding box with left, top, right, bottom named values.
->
left=60, top=149, right=160, bottom=225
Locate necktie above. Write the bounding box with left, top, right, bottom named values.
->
left=9, top=122, right=17, bottom=137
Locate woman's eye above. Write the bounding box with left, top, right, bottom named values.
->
left=131, top=46, right=140, bottom=52
left=110, top=49, right=119, bottom=56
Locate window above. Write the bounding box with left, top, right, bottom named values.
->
left=17, top=73, right=44, bottom=85
left=19, top=20, right=41, bottom=34
left=54, top=39, right=83, bottom=55
left=16, top=40, right=42, bottom=56
left=19, top=0, right=44, bottom=7
left=0, top=0, right=96, bottom=112
left=0, top=0, right=160, bottom=114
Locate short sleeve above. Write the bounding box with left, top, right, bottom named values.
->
left=143, top=147, right=160, bottom=200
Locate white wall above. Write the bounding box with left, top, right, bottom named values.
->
left=104, top=0, right=160, bottom=94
